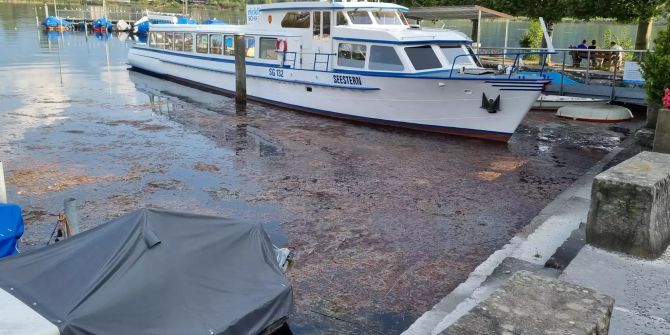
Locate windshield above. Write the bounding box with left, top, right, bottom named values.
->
left=347, top=11, right=372, bottom=24
left=372, top=11, right=405, bottom=25
left=440, top=45, right=477, bottom=67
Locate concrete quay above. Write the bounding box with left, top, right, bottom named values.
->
left=404, top=144, right=670, bottom=335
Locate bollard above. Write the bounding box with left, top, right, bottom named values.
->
left=63, top=198, right=80, bottom=235
left=234, top=33, right=247, bottom=105
left=0, top=161, right=6, bottom=204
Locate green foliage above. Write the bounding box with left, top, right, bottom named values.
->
left=641, top=26, right=670, bottom=104
left=480, top=0, right=570, bottom=23
left=519, top=19, right=543, bottom=60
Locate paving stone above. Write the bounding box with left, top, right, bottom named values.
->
left=441, top=271, right=614, bottom=335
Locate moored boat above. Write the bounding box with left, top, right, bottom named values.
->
left=128, top=0, right=553, bottom=142
left=533, top=94, right=609, bottom=110
left=41, top=16, right=72, bottom=31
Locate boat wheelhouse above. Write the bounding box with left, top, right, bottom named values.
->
left=128, top=0, right=551, bottom=141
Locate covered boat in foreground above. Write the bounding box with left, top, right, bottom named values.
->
left=128, top=0, right=554, bottom=142
left=0, top=208, right=293, bottom=335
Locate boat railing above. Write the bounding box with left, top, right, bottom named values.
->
left=450, top=50, right=556, bottom=79
left=476, top=46, right=651, bottom=101
left=278, top=51, right=337, bottom=71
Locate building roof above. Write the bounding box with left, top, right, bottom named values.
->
left=405, top=5, right=513, bottom=21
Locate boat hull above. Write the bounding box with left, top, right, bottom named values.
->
left=128, top=46, right=545, bottom=141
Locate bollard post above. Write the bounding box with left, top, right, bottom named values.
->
left=234, top=33, right=247, bottom=105
left=63, top=198, right=80, bottom=235
left=0, top=161, right=7, bottom=204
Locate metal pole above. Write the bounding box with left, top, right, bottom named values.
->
left=35, top=7, right=39, bottom=27
left=63, top=198, right=80, bottom=235
left=44, top=3, right=49, bottom=18
left=476, top=10, right=482, bottom=52
left=0, top=161, right=7, bottom=204
left=560, top=50, right=566, bottom=95
left=503, top=19, right=509, bottom=66
left=234, top=33, right=247, bottom=105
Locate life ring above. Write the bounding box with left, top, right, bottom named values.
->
left=276, top=39, right=288, bottom=52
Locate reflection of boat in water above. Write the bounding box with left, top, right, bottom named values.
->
left=128, top=0, right=552, bottom=142
left=41, top=16, right=72, bottom=31
left=533, top=94, right=609, bottom=110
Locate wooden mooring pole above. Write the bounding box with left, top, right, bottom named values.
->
left=234, top=33, right=247, bottom=105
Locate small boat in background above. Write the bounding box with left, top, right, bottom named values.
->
left=203, top=18, right=226, bottom=25
left=115, top=19, right=132, bottom=32
left=533, top=94, right=609, bottom=110
left=41, top=16, right=72, bottom=31
left=133, top=11, right=197, bottom=35
left=556, top=104, right=633, bottom=123
left=93, top=17, right=113, bottom=32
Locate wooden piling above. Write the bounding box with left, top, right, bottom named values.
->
left=234, top=33, right=247, bottom=105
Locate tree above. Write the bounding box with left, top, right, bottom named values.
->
left=641, top=25, right=670, bottom=104
left=571, top=0, right=667, bottom=50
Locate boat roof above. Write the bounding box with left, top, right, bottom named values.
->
left=256, top=1, right=409, bottom=12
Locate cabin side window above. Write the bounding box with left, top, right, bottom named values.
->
left=184, top=33, right=193, bottom=52
left=336, top=12, right=348, bottom=26
left=281, top=11, right=310, bottom=28
left=259, top=37, right=278, bottom=60
left=313, top=11, right=321, bottom=39
left=210, top=34, right=223, bottom=55
left=155, top=32, right=165, bottom=49
left=337, top=43, right=367, bottom=68
left=347, top=11, right=372, bottom=24
left=165, top=32, right=174, bottom=50
left=174, top=33, right=184, bottom=51
left=224, top=35, right=234, bottom=56
left=369, top=45, right=404, bottom=71
left=196, top=34, right=208, bottom=53
left=246, top=36, right=256, bottom=58
left=323, top=12, right=331, bottom=39
left=149, top=32, right=156, bottom=47
left=405, top=45, right=442, bottom=70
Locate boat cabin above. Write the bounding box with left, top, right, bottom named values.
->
left=145, top=0, right=483, bottom=75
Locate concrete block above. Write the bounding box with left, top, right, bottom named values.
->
left=441, top=271, right=614, bottom=335
left=586, top=151, right=670, bottom=258
left=653, top=109, right=670, bottom=154
left=635, top=127, right=655, bottom=148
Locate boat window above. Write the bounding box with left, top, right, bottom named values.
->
left=259, top=37, right=278, bottom=60
left=196, top=33, right=208, bottom=53
left=149, top=32, right=156, bottom=47
left=323, top=12, right=331, bottom=39
left=281, top=11, right=310, bottom=28
left=405, top=45, right=442, bottom=70
left=440, top=45, right=476, bottom=67
left=347, top=11, right=372, bottom=24
left=165, top=32, right=174, bottom=50
left=184, top=33, right=193, bottom=52
left=337, top=43, right=366, bottom=68
left=174, top=33, right=184, bottom=51
left=372, top=11, right=403, bottom=25
left=336, top=12, right=348, bottom=26
left=313, top=11, right=321, bottom=39
left=369, top=45, right=404, bottom=71
left=246, top=36, right=256, bottom=58
left=224, top=35, right=234, bottom=56
left=155, top=32, right=165, bottom=49
left=399, top=12, right=409, bottom=25
left=210, top=34, right=223, bottom=55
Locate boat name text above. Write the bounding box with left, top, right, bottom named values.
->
left=268, top=68, right=284, bottom=78
left=333, top=75, right=362, bottom=86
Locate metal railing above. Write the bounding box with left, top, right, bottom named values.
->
left=450, top=50, right=556, bottom=79
left=476, top=46, right=650, bottom=101
left=278, top=51, right=336, bottom=72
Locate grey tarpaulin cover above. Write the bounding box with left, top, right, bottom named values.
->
left=0, top=208, right=293, bottom=335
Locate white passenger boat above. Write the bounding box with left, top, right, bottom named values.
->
left=127, top=0, right=552, bottom=141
